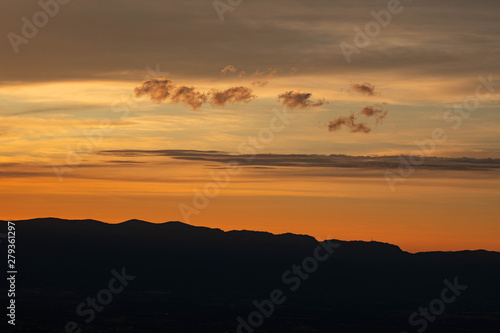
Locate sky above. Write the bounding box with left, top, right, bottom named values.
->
left=0, top=0, right=499, bottom=252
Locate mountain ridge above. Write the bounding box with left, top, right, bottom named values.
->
left=2, top=217, right=500, bottom=332
left=2, top=217, right=496, bottom=255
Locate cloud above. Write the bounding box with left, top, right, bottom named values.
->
left=134, top=78, right=255, bottom=109
left=6, top=104, right=104, bottom=116
left=360, top=106, right=379, bottom=117
left=228, top=67, right=286, bottom=84
left=133, top=77, right=175, bottom=103
left=251, top=68, right=279, bottom=86
left=98, top=150, right=500, bottom=172
left=170, top=86, right=208, bottom=110
left=352, top=82, right=375, bottom=96
left=328, top=113, right=371, bottom=133
left=221, top=65, right=237, bottom=75
left=278, top=91, right=324, bottom=109
left=360, top=106, right=388, bottom=124
left=2, top=1, right=499, bottom=87
left=209, top=86, right=256, bottom=107
left=106, top=160, right=146, bottom=164
left=327, top=115, right=353, bottom=132
left=350, top=122, right=371, bottom=133
left=329, top=105, right=388, bottom=134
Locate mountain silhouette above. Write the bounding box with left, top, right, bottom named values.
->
left=1, top=218, right=499, bottom=332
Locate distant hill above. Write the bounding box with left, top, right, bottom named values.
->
left=1, top=218, right=499, bottom=333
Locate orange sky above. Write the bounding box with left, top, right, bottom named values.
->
left=1, top=156, right=499, bottom=253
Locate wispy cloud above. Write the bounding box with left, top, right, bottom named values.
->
left=329, top=104, right=388, bottom=134
left=134, top=77, right=175, bottom=103
left=328, top=114, right=371, bottom=133
left=278, top=91, right=324, bottom=109
left=209, top=86, right=256, bottom=107
left=5, top=104, right=103, bottom=117
left=221, top=65, right=237, bottom=75
left=170, top=86, right=208, bottom=110
left=250, top=68, right=279, bottom=86
left=360, top=106, right=388, bottom=124
left=352, top=82, right=375, bottom=96
left=134, top=77, right=255, bottom=109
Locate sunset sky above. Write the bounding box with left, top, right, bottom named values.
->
left=1, top=0, right=499, bottom=252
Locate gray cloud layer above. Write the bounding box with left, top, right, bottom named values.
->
left=2, top=0, right=499, bottom=84
left=97, top=150, right=500, bottom=171
left=2, top=152, right=499, bottom=182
